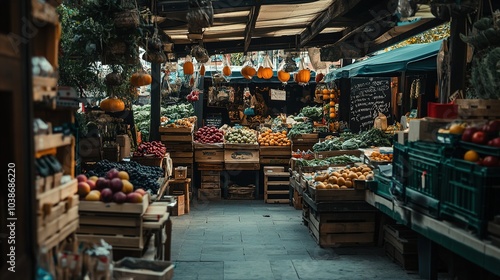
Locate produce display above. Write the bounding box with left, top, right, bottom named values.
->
left=86, top=160, right=164, bottom=194
left=369, top=151, right=393, bottom=162
left=133, top=105, right=169, bottom=141
left=132, top=141, right=166, bottom=158
left=295, top=155, right=362, bottom=167
left=287, top=122, right=313, bottom=138
left=313, top=129, right=392, bottom=152
left=298, top=106, right=323, bottom=121
left=258, top=130, right=291, bottom=146
left=160, top=116, right=196, bottom=128
left=76, top=171, right=145, bottom=203
left=459, top=120, right=500, bottom=166
left=225, top=127, right=258, bottom=144
left=195, top=126, right=224, bottom=143
left=162, top=103, right=195, bottom=120
left=292, top=149, right=315, bottom=160
left=312, top=165, right=373, bottom=189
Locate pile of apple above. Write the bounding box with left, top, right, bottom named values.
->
left=194, top=126, right=224, bottom=144
left=77, top=168, right=145, bottom=203
left=461, top=120, right=500, bottom=167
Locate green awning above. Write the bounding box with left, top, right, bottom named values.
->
left=325, top=40, right=444, bottom=81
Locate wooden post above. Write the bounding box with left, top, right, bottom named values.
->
left=446, top=13, right=467, bottom=103
left=338, top=59, right=352, bottom=125
left=149, top=62, right=161, bottom=141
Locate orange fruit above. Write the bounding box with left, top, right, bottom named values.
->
left=449, top=124, right=465, bottom=135
left=329, top=112, right=336, bottom=119
left=464, top=150, right=479, bottom=162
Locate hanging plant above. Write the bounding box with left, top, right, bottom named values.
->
left=142, top=51, right=167, bottom=64
left=114, top=9, right=140, bottom=29
left=261, top=54, right=273, bottom=79
left=191, top=45, right=209, bottom=63
left=147, top=37, right=163, bottom=51
left=105, top=69, right=123, bottom=86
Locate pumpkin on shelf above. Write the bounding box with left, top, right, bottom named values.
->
left=241, top=65, right=256, bottom=79
left=100, top=97, right=125, bottom=112
left=183, top=55, right=194, bottom=75
left=130, top=70, right=152, bottom=87
left=277, top=70, right=290, bottom=84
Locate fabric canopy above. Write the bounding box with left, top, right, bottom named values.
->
left=325, top=39, right=444, bottom=81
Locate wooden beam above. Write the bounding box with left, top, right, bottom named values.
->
left=244, top=4, right=261, bottom=53
left=299, top=0, right=362, bottom=47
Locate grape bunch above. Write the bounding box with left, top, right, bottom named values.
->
left=133, top=141, right=166, bottom=158
left=87, top=160, right=164, bottom=193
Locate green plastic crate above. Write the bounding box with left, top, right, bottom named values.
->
left=406, top=141, right=453, bottom=217
left=393, top=142, right=409, bottom=185
left=441, top=158, right=500, bottom=238
left=374, top=172, right=392, bottom=201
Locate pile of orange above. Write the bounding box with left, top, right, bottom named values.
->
left=258, top=130, right=291, bottom=146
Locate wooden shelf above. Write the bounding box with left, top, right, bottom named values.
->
left=36, top=178, right=77, bottom=208
left=33, top=76, right=58, bottom=102
left=79, top=194, right=150, bottom=215
left=34, top=133, right=73, bottom=152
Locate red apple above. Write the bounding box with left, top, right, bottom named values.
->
left=77, top=174, right=88, bottom=183
left=109, top=178, right=123, bottom=193
left=100, top=188, right=113, bottom=202
left=113, top=191, right=127, bottom=203
left=481, top=156, right=499, bottom=167
left=488, top=137, right=500, bottom=148
left=472, top=131, right=487, bottom=144
left=77, top=182, right=90, bottom=197
left=462, top=127, right=480, bottom=142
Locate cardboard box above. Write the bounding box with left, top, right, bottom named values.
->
left=174, top=166, right=187, bottom=179
left=408, top=118, right=452, bottom=142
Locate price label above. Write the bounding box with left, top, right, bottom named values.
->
left=270, top=89, right=286, bottom=101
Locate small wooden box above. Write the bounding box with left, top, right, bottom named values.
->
left=198, top=188, right=221, bottom=201
left=172, top=195, right=185, bottom=216
left=195, top=149, right=224, bottom=163
left=224, top=149, right=259, bottom=164
left=174, top=166, right=187, bottom=179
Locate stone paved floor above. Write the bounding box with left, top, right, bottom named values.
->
left=169, top=200, right=423, bottom=280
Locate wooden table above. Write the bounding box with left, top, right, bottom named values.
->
left=143, top=204, right=172, bottom=261
left=157, top=178, right=191, bottom=214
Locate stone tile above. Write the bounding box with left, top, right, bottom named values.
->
left=224, top=260, right=274, bottom=280
left=172, top=261, right=223, bottom=280
left=270, top=260, right=300, bottom=280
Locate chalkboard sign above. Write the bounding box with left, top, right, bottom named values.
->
left=205, top=113, right=223, bottom=128
left=349, top=77, right=392, bottom=132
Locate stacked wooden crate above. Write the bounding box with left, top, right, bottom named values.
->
left=383, top=224, right=419, bottom=270
left=37, top=178, right=79, bottom=249
left=198, top=170, right=222, bottom=200
left=259, top=146, right=291, bottom=166
left=224, top=143, right=260, bottom=170
left=160, top=126, right=194, bottom=182
left=291, top=133, right=319, bottom=153
left=263, top=166, right=290, bottom=204
left=77, top=195, right=150, bottom=260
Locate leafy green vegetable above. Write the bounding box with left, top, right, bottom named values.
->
left=163, top=103, right=194, bottom=119
left=288, top=122, right=313, bottom=138
left=296, top=155, right=361, bottom=167
left=132, top=104, right=169, bottom=142
left=299, top=106, right=323, bottom=121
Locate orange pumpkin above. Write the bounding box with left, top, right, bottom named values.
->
left=257, top=66, right=264, bottom=78
left=130, top=71, right=152, bottom=87
left=296, top=69, right=311, bottom=84
left=241, top=65, right=256, bottom=79
left=222, top=65, right=232, bottom=76
left=277, top=70, right=290, bottom=83
left=261, top=67, right=273, bottom=79
left=199, top=64, right=206, bottom=76
left=100, top=97, right=125, bottom=112
left=183, top=61, right=194, bottom=75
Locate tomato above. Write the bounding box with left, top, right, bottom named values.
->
left=472, top=131, right=487, bottom=144
left=481, top=156, right=499, bottom=167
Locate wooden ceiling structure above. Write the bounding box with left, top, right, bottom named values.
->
left=153, top=0, right=445, bottom=60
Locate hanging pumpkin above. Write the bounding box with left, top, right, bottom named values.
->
left=261, top=54, right=273, bottom=79
left=277, top=70, right=290, bottom=84
left=100, top=97, right=125, bottom=112
left=223, top=65, right=232, bottom=76
left=199, top=64, right=206, bottom=76
left=130, top=70, right=152, bottom=87
left=241, top=65, right=256, bottom=79
left=296, top=69, right=311, bottom=84
left=257, top=66, right=264, bottom=78
left=183, top=55, right=195, bottom=75
left=315, top=73, right=325, bottom=83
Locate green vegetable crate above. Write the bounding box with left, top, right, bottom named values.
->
left=441, top=158, right=500, bottom=238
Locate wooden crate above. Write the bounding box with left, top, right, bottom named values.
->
left=291, top=133, right=319, bottom=143
left=201, top=173, right=220, bottom=183
left=225, top=163, right=260, bottom=170
left=224, top=143, right=259, bottom=150
left=194, top=142, right=224, bottom=149
left=174, top=167, right=188, bottom=180
left=201, top=182, right=220, bottom=189
left=37, top=178, right=78, bottom=210
left=224, top=149, right=260, bottom=163
left=384, top=224, right=419, bottom=271
left=171, top=195, right=185, bottom=216
left=309, top=211, right=376, bottom=247
left=78, top=194, right=149, bottom=214
left=264, top=168, right=290, bottom=204
left=172, top=157, right=194, bottom=165
left=227, top=185, right=255, bottom=200
left=33, top=76, right=58, bottom=102
left=77, top=212, right=144, bottom=249
left=198, top=163, right=224, bottom=171
left=130, top=156, right=164, bottom=167
left=38, top=200, right=79, bottom=246
left=292, top=143, right=316, bottom=153
left=195, top=149, right=224, bottom=163
left=159, top=126, right=194, bottom=134
left=198, top=188, right=221, bottom=201
left=259, top=146, right=291, bottom=157
left=163, top=142, right=193, bottom=152
left=169, top=151, right=194, bottom=158
left=293, top=189, right=303, bottom=210
left=161, top=134, right=193, bottom=142
left=455, top=99, right=500, bottom=119
left=308, top=185, right=366, bottom=202
left=315, top=149, right=363, bottom=160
